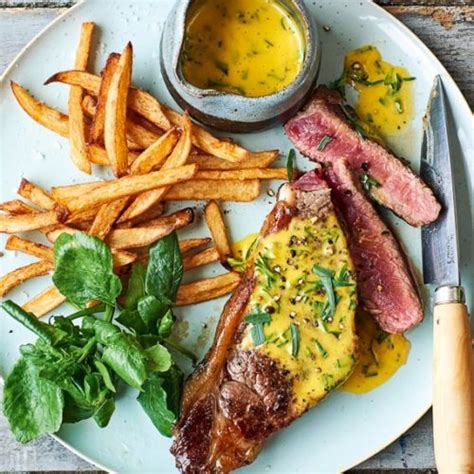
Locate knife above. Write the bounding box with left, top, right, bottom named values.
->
left=421, top=75, right=474, bottom=473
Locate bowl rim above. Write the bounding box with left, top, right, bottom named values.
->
left=170, top=0, right=319, bottom=103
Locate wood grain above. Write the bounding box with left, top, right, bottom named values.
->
left=0, top=1, right=471, bottom=472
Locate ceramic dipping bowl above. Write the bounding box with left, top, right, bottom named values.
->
left=160, top=0, right=321, bottom=133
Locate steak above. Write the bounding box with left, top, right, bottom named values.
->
left=171, top=172, right=358, bottom=473
left=284, top=86, right=441, bottom=227
left=324, top=160, right=423, bottom=333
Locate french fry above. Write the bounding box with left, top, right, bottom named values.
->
left=66, top=206, right=102, bottom=226
left=104, top=42, right=133, bottom=177
left=83, top=95, right=159, bottom=151
left=17, top=178, right=57, bottom=210
left=115, top=202, right=165, bottom=229
left=90, top=52, right=120, bottom=144
left=195, top=168, right=288, bottom=181
left=0, top=261, right=54, bottom=297
left=204, top=200, right=232, bottom=262
left=119, top=114, right=193, bottom=222
left=126, top=110, right=163, bottom=150
left=23, top=286, right=66, bottom=317
left=68, top=22, right=95, bottom=174
left=106, top=226, right=182, bottom=249
left=164, top=179, right=261, bottom=202
left=45, top=70, right=171, bottom=132
left=88, top=143, right=139, bottom=167
left=188, top=150, right=279, bottom=170
left=5, top=236, right=54, bottom=261
left=88, top=197, right=129, bottom=240
left=179, top=238, right=212, bottom=254
left=0, top=200, right=36, bottom=215
left=51, top=181, right=105, bottom=203
left=45, top=226, right=137, bottom=267
left=62, top=164, right=197, bottom=213
left=183, top=246, right=220, bottom=271
left=45, top=70, right=261, bottom=162
left=0, top=209, right=68, bottom=234
left=11, top=82, right=69, bottom=137
left=130, top=128, right=179, bottom=175
left=176, top=272, right=241, bottom=306
left=136, top=207, right=194, bottom=229
left=111, top=249, right=137, bottom=266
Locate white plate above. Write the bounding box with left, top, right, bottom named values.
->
left=0, top=1, right=472, bottom=472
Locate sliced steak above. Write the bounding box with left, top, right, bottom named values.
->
left=171, top=172, right=358, bottom=473
left=324, top=160, right=423, bottom=333
left=285, top=86, right=441, bottom=227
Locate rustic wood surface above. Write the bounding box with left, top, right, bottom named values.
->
left=0, top=0, right=472, bottom=472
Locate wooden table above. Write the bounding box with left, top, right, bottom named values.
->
left=0, top=1, right=472, bottom=472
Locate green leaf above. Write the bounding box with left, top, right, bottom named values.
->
left=3, top=357, right=64, bottom=443
left=124, top=263, right=146, bottom=309
left=102, top=333, right=148, bottom=390
left=158, top=309, right=175, bottom=339
left=137, top=296, right=169, bottom=333
left=286, top=149, right=296, bottom=182
left=2, top=301, right=67, bottom=346
left=91, top=319, right=120, bottom=345
left=93, top=397, right=115, bottom=428
left=160, top=364, right=183, bottom=417
left=63, top=392, right=95, bottom=424
left=145, top=344, right=172, bottom=372
left=94, top=360, right=116, bottom=393
left=145, top=232, right=183, bottom=304
left=137, top=372, right=176, bottom=437
left=53, top=232, right=122, bottom=307
left=116, top=308, right=148, bottom=335
left=290, top=323, right=300, bottom=357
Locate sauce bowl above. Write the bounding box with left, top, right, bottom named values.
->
left=160, top=0, right=320, bottom=133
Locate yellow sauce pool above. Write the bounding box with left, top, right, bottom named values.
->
left=181, top=0, right=306, bottom=97
left=340, top=311, right=411, bottom=394
left=337, top=45, right=416, bottom=136
left=237, top=214, right=358, bottom=413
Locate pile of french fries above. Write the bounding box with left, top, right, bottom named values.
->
left=0, top=22, right=288, bottom=318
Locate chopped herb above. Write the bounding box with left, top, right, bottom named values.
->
left=245, top=312, right=272, bottom=325
left=264, top=39, right=274, bottom=47
left=214, top=60, right=229, bottom=76
left=290, top=323, right=300, bottom=357
left=329, top=75, right=346, bottom=98
left=339, top=104, right=369, bottom=139
left=250, top=324, right=265, bottom=346
left=286, top=149, right=296, bottom=182
left=255, top=254, right=277, bottom=289
left=315, top=339, right=328, bottom=358
left=313, top=265, right=336, bottom=321
left=317, top=135, right=334, bottom=152
left=359, top=173, right=381, bottom=193
left=394, top=98, right=404, bottom=114
left=379, top=97, right=387, bottom=106
left=333, top=263, right=355, bottom=287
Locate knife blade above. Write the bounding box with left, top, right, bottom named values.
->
left=420, top=75, right=460, bottom=288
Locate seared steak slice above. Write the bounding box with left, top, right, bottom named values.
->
left=324, top=160, right=423, bottom=333
left=285, top=86, right=441, bottom=227
left=171, top=172, right=358, bottom=473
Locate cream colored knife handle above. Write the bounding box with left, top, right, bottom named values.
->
left=433, top=288, right=474, bottom=473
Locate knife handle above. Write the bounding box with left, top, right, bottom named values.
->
left=433, top=293, right=474, bottom=473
